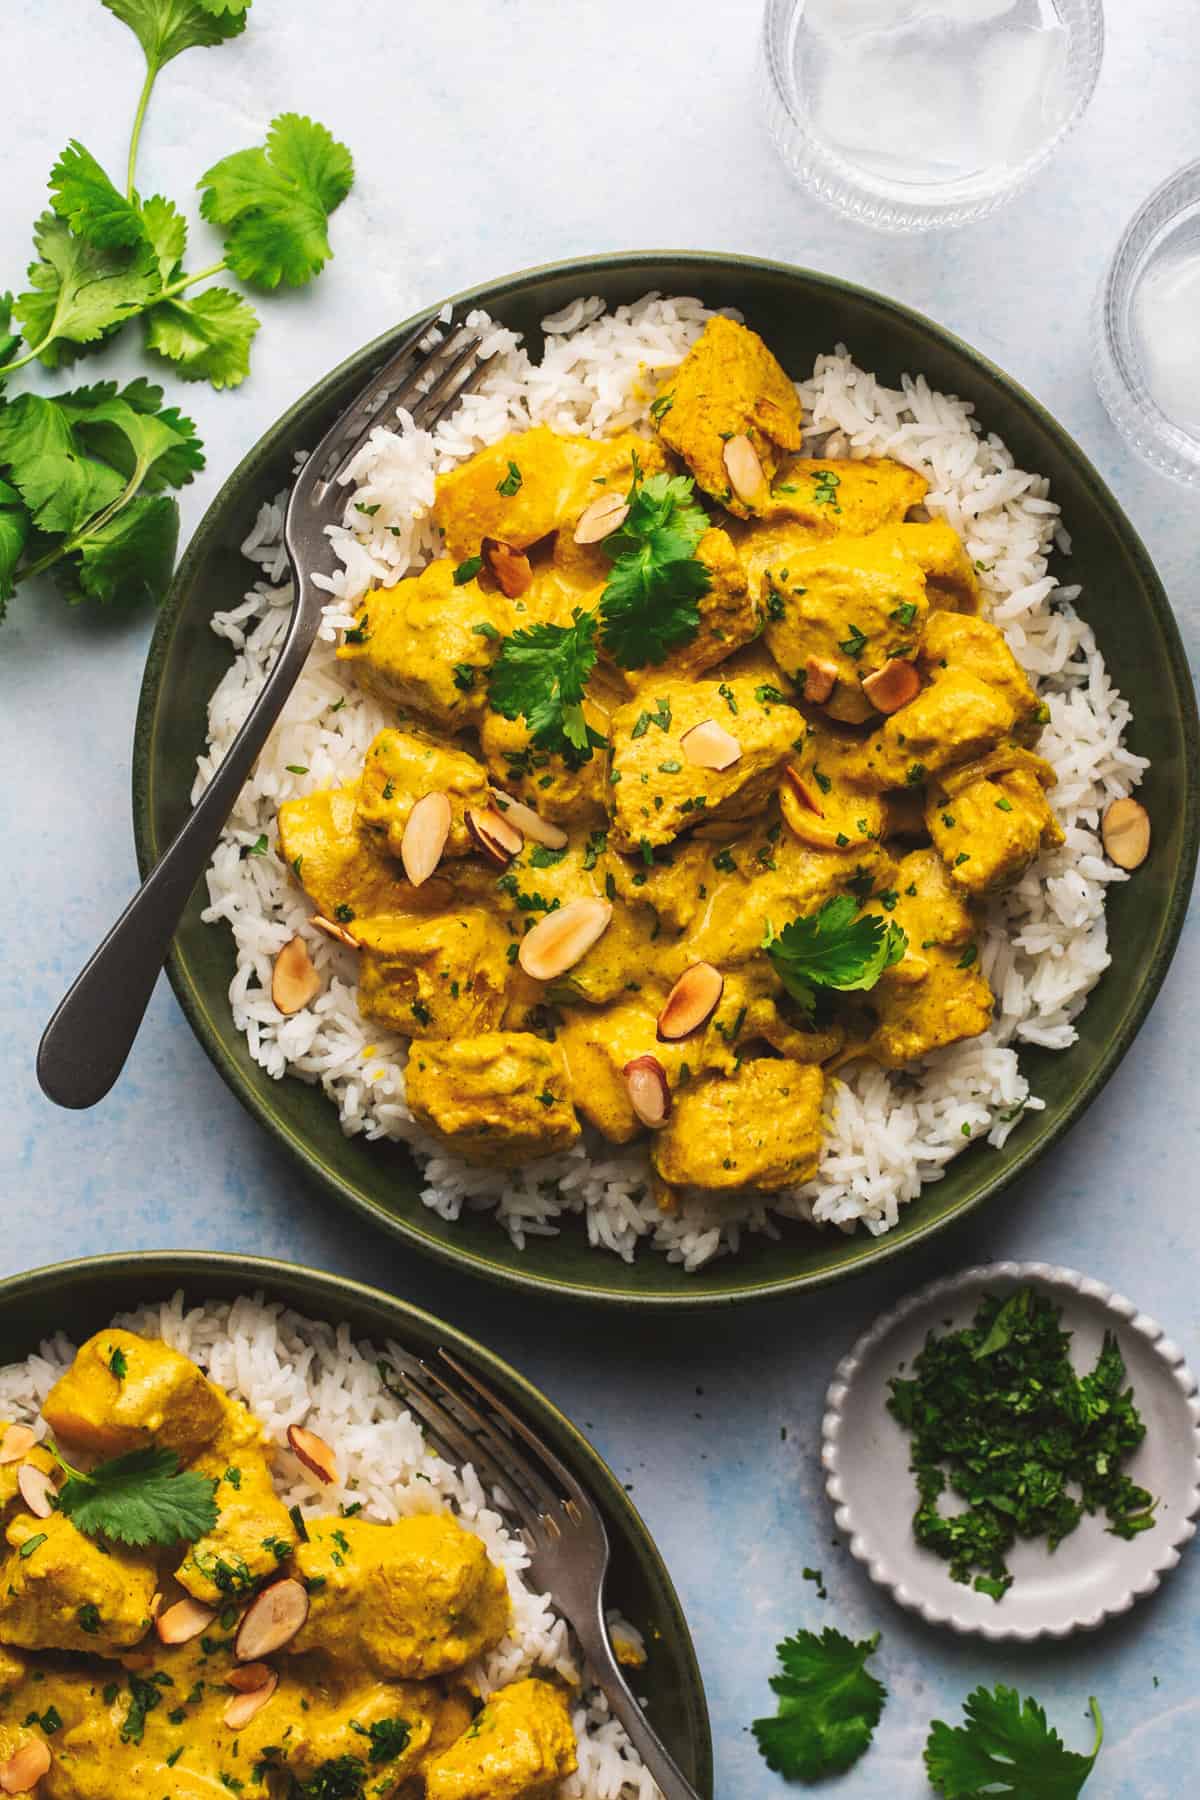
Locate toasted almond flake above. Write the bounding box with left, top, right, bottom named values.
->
left=861, top=657, right=921, bottom=715
left=271, top=936, right=322, bottom=1015
left=573, top=491, right=630, bottom=544
left=227, top=1662, right=274, bottom=1693
left=149, top=1592, right=163, bottom=1620
left=401, top=791, right=452, bottom=887
left=782, top=763, right=825, bottom=816
left=465, top=805, right=523, bottom=866
left=489, top=790, right=568, bottom=849
left=1102, top=796, right=1150, bottom=870
left=235, top=1578, right=309, bottom=1662
left=0, top=1739, right=51, bottom=1794
left=804, top=657, right=838, bottom=704
left=310, top=914, right=359, bottom=949
left=622, top=1055, right=671, bottom=1129
left=287, top=1424, right=338, bottom=1486
left=224, top=1669, right=279, bottom=1730
left=657, top=962, right=724, bottom=1041
left=156, top=1596, right=217, bottom=1646
left=0, top=1427, right=36, bottom=1467
left=16, top=1465, right=55, bottom=1521
left=722, top=433, right=765, bottom=505
left=482, top=537, right=533, bottom=598
left=518, top=898, right=612, bottom=981
left=680, top=718, right=741, bottom=772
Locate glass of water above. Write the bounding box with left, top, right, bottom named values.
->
left=1093, top=161, right=1200, bottom=487
left=759, top=0, right=1105, bottom=232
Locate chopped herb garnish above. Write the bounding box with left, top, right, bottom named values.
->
left=452, top=555, right=483, bottom=585
left=838, top=623, right=868, bottom=660
left=496, top=459, right=523, bottom=496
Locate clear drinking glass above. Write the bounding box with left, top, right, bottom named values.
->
left=759, top=0, right=1105, bottom=232
left=1092, top=160, right=1200, bottom=487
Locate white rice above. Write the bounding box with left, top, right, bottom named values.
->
left=195, top=293, right=1147, bottom=1268
left=0, top=1293, right=660, bottom=1799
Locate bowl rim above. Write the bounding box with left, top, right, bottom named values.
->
left=133, top=247, right=1200, bottom=1311
left=0, top=1248, right=714, bottom=1789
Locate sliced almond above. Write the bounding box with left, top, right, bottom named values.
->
left=482, top=537, right=533, bottom=599
left=518, top=897, right=612, bottom=981
left=657, top=962, right=724, bottom=1041
left=310, top=914, right=359, bottom=949
left=235, top=1578, right=309, bottom=1663
left=149, top=1592, right=163, bottom=1621
left=400, top=791, right=452, bottom=887
left=1102, top=796, right=1150, bottom=870
left=622, top=1056, right=671, bottom=1129
left=0, top=1427, right=36, bottom=1467
left=804, top=657, right=838, bottom=704
left=272, top=936, right=322, bottom=1015
left=156, top=1596, right=217, bottom=1646
left=224, top=1669, right=279, bottom=1730
left=0, top=1739, right=51, bottom=1794
left=287, top=1424, right=338, bottom=1486
left=782, top=763, right=825, bottom=816
left=227, top=1662, right=275, bottom=1693
left=465, top=805, right=523, bottom=867
left=574, top=491, right=630, bottom=544
left=680, top=718, right=741, bottom=772
left=16, top=1465, right=56, bottom=1521
left=861, top=657, right=921, bottom=715
left=723, top=433, right=765, bottom=505
left=489, top=790, right=568, bottom=850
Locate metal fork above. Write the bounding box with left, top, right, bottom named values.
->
left=390, top=1347, right=704, bottom=1800
left=37, top=317, right=490, bottom=1110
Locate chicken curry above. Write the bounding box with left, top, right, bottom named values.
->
left=274, top=315, right=1061, bottom=1198
left=0, top=1330, right=576, bottom=1798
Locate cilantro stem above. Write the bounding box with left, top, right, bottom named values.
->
left=152, top=259, right=231, bottom=303
left=126, top=62, right=158, bottom=200
left=15, top=467, right=143, bottom=586
left=0, top=334, right=54, bottom=379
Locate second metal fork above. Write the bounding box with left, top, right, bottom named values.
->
left=37, top=315, right=490, bottom=1110
left=391, top=1347, right=705, bottom=1800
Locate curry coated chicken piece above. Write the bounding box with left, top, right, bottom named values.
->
left=859, top=849, right=994, bottom=1066
left=404, top=1033, right=579, bottom=1165
left=926, top=750, right=1063, bottom=896
left=356, top=728, right=492, bottom=862
left=174, top=1397, right=297, bottom=1607
left=290, top=1513, right=511, bottom=1680
left=918, top=609, right=1042, bottom=735
left=43, top=1328, right=225, bottom=1462
left=277, top=782, right=417, bottom=924
left=424, top=1677, right=578, bottom=1800
left=652, top=1058, right=825, bottom=1191
left=354, top=908, right=514, bottom=1040
left=881, top=519, right=982, bottom=613
left=478, top=703, right=611, bottom=828
left=654, top=316, right=804, bottom=517
left=0, top=1514, right=157, bottom=1657
left=756, top=455, right=929, bottom=534
left=616, top=526, right=763, bottom=688
left=839, top=669, right=1022, bottom=793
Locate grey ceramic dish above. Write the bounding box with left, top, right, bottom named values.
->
left=822, top=1261, right=1200, bottom=1641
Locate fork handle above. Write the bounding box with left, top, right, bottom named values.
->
left=37, top=590, right=319, bottom=1109
left=575, top=1604, right=705, bottom=1800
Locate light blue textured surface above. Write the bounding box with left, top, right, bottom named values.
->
left=2, top=2, right=1199, bottom=1793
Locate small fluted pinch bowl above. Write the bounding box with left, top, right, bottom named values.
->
left=822, top=1261, right=1200, bottom=1640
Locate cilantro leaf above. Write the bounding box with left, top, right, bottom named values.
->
left=50, top=141, right=145, bottom=250
left=199, top=113, right=354, bottom=289
left=101, top=0, right=250, bottom=75
left=54, top=1445, right=218, bottom=1547
left=764, top=895, right=907, bottom=1013
left=0, top=295, right=19, bottom=368
left=58, top=388, right=204, bottom=494
left=13, top=211, right=158, bottom=370
left=752, top=1628, right=886, bottom=1780
left=925, top=1687, right=1103, bottom=1798
left=144, top=286, right=260, bottom=388
left=599, top=470, right=712, bottom=668
left=488, top=610, right=598, bottom=758
left=139, top=193, right=189, bottom=286
left=61, top=492, right=180, bottom=608
left=0, top=480, right=31, bottom=621
left=0, top=394, right=124, bottom=534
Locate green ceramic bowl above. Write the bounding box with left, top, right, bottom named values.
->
left=0, top=1252, right=712, bottom=1791
left=133, top=252, right=1199, bottom=1308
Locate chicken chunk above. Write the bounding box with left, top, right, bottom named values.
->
left=356, top=729, right=492, bottom=863
left=607, top=678, right=799, bottom=851
left=405, top=1033, right=579, bottom=1165
left=654, top=316, right=803, bottom=516
left=239, top=1673, right=439, bottom=1790
left=354, top=909, right=513, bottom=1040
left=175, top=1398, right=297, bottom=1607
left=337, top=559, right=511, bottom=732
left=424, top=1678, right=578, bottom=1800
left=278, top=783, right=415, bottom=924
left=884, top=519, right=981, bottom=613
left=0, top=1514, right=157, bottom=1655
left=43, top=1328, right=225, bottom=1462
left=291, top=1514, right=510, bottom=1679
left=927, top=752, right=1063, bottom=896
left=860, top=850, right=993, bottom=1066
left=758, top=456, right=928, bottom=534
left=781, top=722, right=890, bottom=854
left=479, top=705, right=610, bottom=829
left=840, top=670, right=1020, bottom=793
left=919, top=609, right=1042, bottom=734
left=651, top=1058, right=825, bottom=1191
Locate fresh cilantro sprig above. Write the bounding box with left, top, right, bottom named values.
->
left=599, top=468, right=712, bottom=668
left=487, top=610, right=599, bottom=759
left=925, top=1687, right=1103, bottom=1798
left=752, top=1627, right=887, bottom=1780
left=51, top=1444, right=219, bottom=1548
left=763, top=895, right=907, bottom=1014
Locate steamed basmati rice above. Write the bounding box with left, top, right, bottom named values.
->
left=195, top=293, right=1147, bottom=1270
left=0, top=1292, right=660, bottom=1798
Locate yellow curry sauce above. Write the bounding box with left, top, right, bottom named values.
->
left=0, top=1330, right=576, bottom=1798
left=276, top=316, right=1063, bottom=1199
